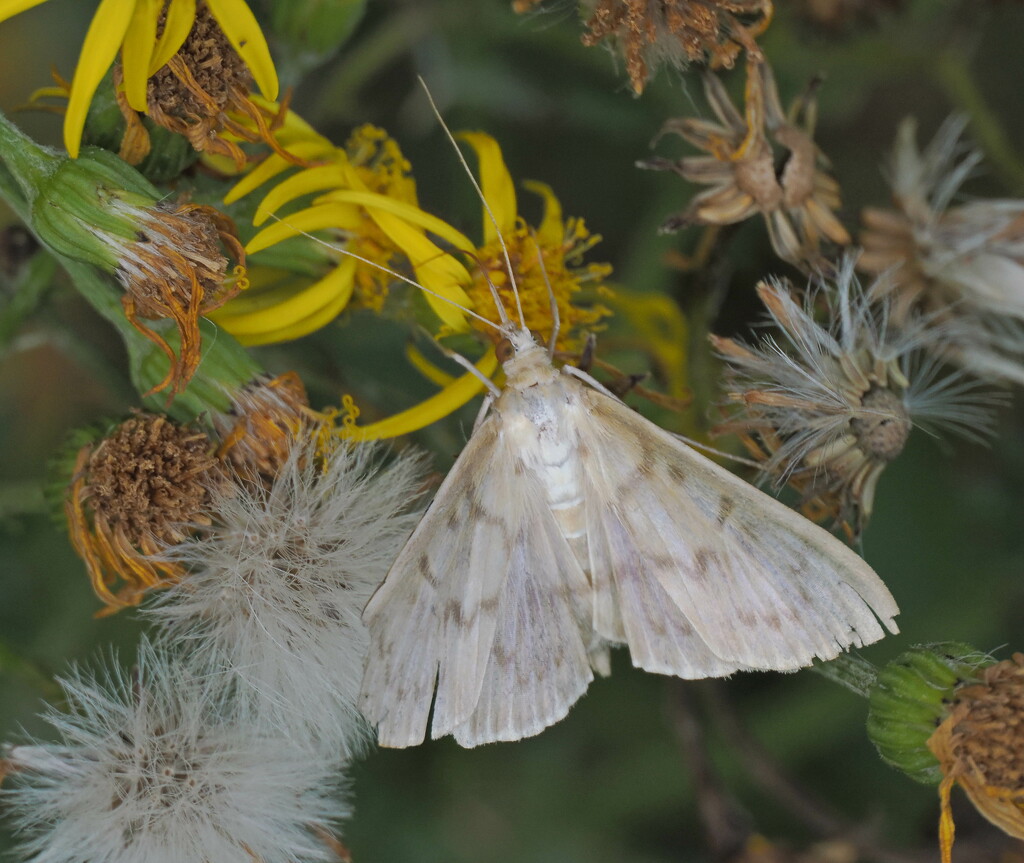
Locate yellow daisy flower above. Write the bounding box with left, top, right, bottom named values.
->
left=0, top=0, right=278, bottom=159
left=225, top=129, right=612, bottom=439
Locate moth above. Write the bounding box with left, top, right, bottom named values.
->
left=359, top=318, right=900, bottom=749
left=357, top=93, right=899, bottom=749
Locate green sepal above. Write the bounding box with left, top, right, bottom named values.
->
left=31, top=147, right=159, bottom=268
left=866, top=643, right=995, bottom=785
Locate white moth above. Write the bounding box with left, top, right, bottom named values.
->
left=359, top=304, right=900, bottom=750
left=357, top=94, right=899, bottom=749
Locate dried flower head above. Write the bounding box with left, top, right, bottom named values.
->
left=2, top=640, right=346, bottom=863
left=712, top=262, right=998, bottom=538
left=642, top=59, right=850, bottom=270
left=859, top=116, right=1024, bottom=384
left=515, top=0, right=772, bottom=94
left=148, top=435, right=426, bottom=756
left=65, top=414, right=220, bottom=614
left=108, top=200, right=246, bottom=395
left=212, top=372, right=316, bottom=478
left=115, top=2, right=294, bottom=170
left=928, top=653, right=1024, bottom=863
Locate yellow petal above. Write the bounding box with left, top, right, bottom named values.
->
left=249, top=95, right=329, bottom=147
left=327, top=188, right=474, bottom=253
left=0, top=0, right=49, bottom=22
left=149, top=0, right=195, bottom=73
left=339, top=348, right=498, bottom=441
left=64, top=0, right=137, bottom=157
left=405, top=342, right=456, bottom=387
left=245, top=203, right=362, bottom=254
left=253, top=165, right=347, bottom=225
left=120, top=0, right=161, bottom=111
left=458, top=131, right=517, bottom=242
left=522, top=179, right=564, bottom=248
left=206, top=0, right=278, bottom=100
left=223, top=140, right=337, bottom=204
left=211, top=257, right=356, bottom=341
left=367, top=207, right=472, bottom=330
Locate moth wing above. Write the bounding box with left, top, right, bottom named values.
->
left=575, top=386, right=899, bottom=673
left=361, top=416, right=593, bottom=748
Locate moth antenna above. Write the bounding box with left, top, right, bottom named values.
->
left=669, top=433, right=766, bottom=470
left=266, top=213, right=502, bottom=335
left=434, top=341, right=502, bottom=397
left=417, top=77, right=526, bottom=332
left=530, top=229, right=560, bottom=358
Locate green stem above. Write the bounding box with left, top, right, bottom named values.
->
left=0, top=109, right=60, bottom=202
left=934, top=49, right=1024, bottom=194
left=809, top=653, right=878, bottom=698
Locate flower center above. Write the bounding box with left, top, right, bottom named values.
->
left=851, top=386, right=911, bottom=463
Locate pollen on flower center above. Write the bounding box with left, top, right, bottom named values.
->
left=148, top=3, right=252, bottom=123
left=851, top=387, right=911, bottom=463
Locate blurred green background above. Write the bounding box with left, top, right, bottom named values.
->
left=1, top=1, right=1023, bottom=861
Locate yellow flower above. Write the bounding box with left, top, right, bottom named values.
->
left=211, top=124, right=438, bottom=344
left=0, top=0, right=278, bottom=159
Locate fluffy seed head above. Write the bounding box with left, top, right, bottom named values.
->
left=712, top=260, right=1000, bottom=538
left=2, top=640, right=347, bottom=863
left=148, top=434, right=427, bottom=757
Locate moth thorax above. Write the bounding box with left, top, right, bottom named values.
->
left=851, top=386, right=911, bottom=463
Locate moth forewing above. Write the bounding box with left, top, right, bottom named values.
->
left=575, top=386, right=899, bottom=670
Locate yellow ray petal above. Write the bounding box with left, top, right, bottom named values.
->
left=206, top=0, right=278, bottom=100
left=458, top=131, right=517, bottom=242
left=223, top=140, right=338, bottom=204
left=405, top=342, right=456, bottom=387
left=327, top=189, right=474, bottom=253
left=149, top=0, right=195, bottom=73
left=121, top=0, right=161, bottom=111
left=522, top=180, right=564, bottom=248
left=245, top=203, right=362, bottom=254
left=0, top=0, right=49, bottom=22
left=64, top=0, right=137, bottom=158
left=339, top=348, right=498, bottom=441
left=253, top=165, right=347, bottom=225
left=365, top=207, right=472, bottom=330
left=211, top=257, right=356, bottom=341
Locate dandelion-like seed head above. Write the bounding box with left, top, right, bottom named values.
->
left=642, top=59, right=850, bottom=270
left=65, top=413, right=220, bottom=613
left=928, top=654, right=1024, bottom=863
left=860, top=116, right=1024, bottom=384
left=148, top=434, right=427, bottom=756
left=2, top=641, right=346, bottom=863
left=712, top=261, right=998, bottom=537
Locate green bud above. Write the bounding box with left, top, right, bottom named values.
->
left=866, top=643, right=995, bottom=784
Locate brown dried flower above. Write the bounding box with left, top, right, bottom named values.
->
left=514, top=0, right=771, bottom=93
left=65, top=413, right=221, bottom=613
left=212, top=372, right=317, bottom=478
left=927, top=654, right=1024, bottom=863
left=113, top=200, right=246, bottom=396
left=115, top=2, right=297, bottom=170
left=641, top=59, right=850, bottom=270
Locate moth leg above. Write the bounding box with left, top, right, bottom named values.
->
left=471, top=392, right=496, bottom=432
left=563, top=363, right=623, bottom=402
